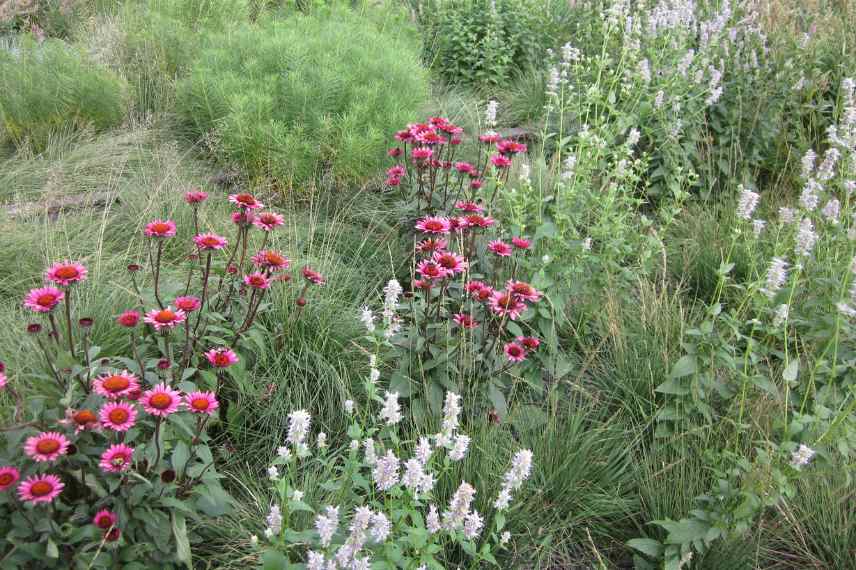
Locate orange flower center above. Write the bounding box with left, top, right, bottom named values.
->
left=154, top=310, right=176, bottom=323
left=150, top=222, right=170, bottom=234
left=214, top=354, right=230, bottom=366
left=54, top=266, right=79, bottom=279
left=236, top=194, right=255, bottom=205
left=176, top=300, right=195, bottom=311
left=249, top=276, right=264, bottom=286
left=30, top=481, right=53, bottom=496
left=74, top=410, right=96, bottom=425
left=0, top=473, right=14, bottom=486
left=108, top=408, right=129, bottom=424
left=149, top=393, right=173, bottom=409
left=103, top=376, right=130, bottom=392
left=191, top=398, right=210, bottom=411
left=95, top=515, right=113, bottom=529
left=36, top=293, right=58, bottom=306
left=266, top=253, right=284, bottom=264
left=36, top=439, right=60, bottom=454
left=201, top=237, right=218, bottom=247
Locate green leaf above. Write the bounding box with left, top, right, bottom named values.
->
left=46, top=538, right=58, bottom=559
left=487, top=383, right=508, bottom=418
left=655, top=377, right=691, bottom=396
left=171, top=512, right=192, bottom=568
left=669, top=355, right=697, bottom=378
left=627, top=538, right=663, bottom=559
left=782, top=359, right=799, bottom=383
left=749, top=375, right=779, bottom=397
left=172, top=441, right=190, bottom=476
left=261, top=549, right=287, bottom=570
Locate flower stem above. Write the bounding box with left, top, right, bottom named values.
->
left=63, top=292, right=75, bottom=359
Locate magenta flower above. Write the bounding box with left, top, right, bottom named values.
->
left=489, top=291, right=527, bottom=320
left=517, top=336, right=541, bottom=351
left=99, top=401, right=137, bottom=432
left=253, top=211, right=285, bottom=232
left=0, top=372, right=5, bottom=390
left=174, top=296, right=202, bottom=313
left=229, top=193, right=264, bottom=210
left=455, top=201, right=484, bottom=213
left=490, top=155, right=512, bottom=169
left=231, top=211, right=255, bottom=226
left=496, top=139, right=527, bottom=155
left=453, top=313, right=479, bottom=329
left=116, top=310, right=141, bottom=328
left=415, top=216, right=451, bottom=235
left=45, top=261, right=87, bottom=286
left=479, top=133, right=501, bottom=144
left=144, top=220, right=177, bottom=238
left=506, top=280, right=542, bottom=302
left=141, top=383, right=182, bottom=417
left=23, top=286, right=64, bottom=313
left=24, top=431, right=70, bottom=463
left=488, top=240, right=513, bottom=257
left=144, top=307, right=187, bottom=331
left=411, top=147, right=433, bottom=161
left=99, top=444, right=134, bottom=473
left=454, top=162, right=475, bottom=174
left=93, top=509, right=118, bottom=530
left=252, top=250, right=290, bottom=272
left=302, top=266, right=326, bottom=285
left=463, top=214, right=495, bottom=229
left=504, top=342, right=527, bottom=363
left=18, top=474, right=64, bottom=504
left=433, top=251, right=468, bottom=275
left=92, top=371, right=140, bottom=399
left=184, top=190, right=208, bottom=204
left=387, top=165, right=406, bottom=177
left=416, top=238, right=448, bottom=254
left=204, top=347, right=239, bottom=368
left=244, top=272, right=271, bottom=290
left=193, top=233, right=228, bottom=251
left=0, top=466, right=20, bottom=491
left=511, top=236, right=531, bottom=249
left=416, top=259, right=449, bottom=281
left=185, top=391, right=219, bottom=415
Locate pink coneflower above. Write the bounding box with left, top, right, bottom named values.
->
left=517, top=336, right=540, bottom=351
left=204, top=347, right=239, bottom=368
left=116, top=310, right=140, bottom=328
left=243, top=272, right=271, bottom=290
left=488, top=240, right=513, bottom=257
left=416, top=238, right=448, bottom=254
left=411, top=147, right=433, bottom=161
left=412, top=279, right=432, bottom=291
left=93, top=509, right=118, bottom=530
left=252, top=250, right=290, bottom=272
left=449, top=217, right=469, bottom=232
left=144, top=307, right=187, bottom=331
left=0, top=466, right=20, bottom=491
left=99, top=401, right=137, bottom=432
left=465, top=281, right=488, bottom=294
left=193, top=233, right=228, bottom=250
left=45, top=261, right=87, bottom=286
left=253, top=211, right=285, bottom=232
left=65, top=408, right=99, bottom=433
left=388, top=147, right=402, bottom=157
left=24, top=432, right=70, bottom=462
left=386, top=177, right=402, bottom=187
left=0, top=372, right=5, bottom=390
left=184, top=190, right=208, bottom=204
left=463, top=214, right=495, bottom=229
left=511, top=236, right=531, bottom=250
left=18, top=474, right=63, bottom=504
left=497, top=139, right=527, bottom=155
left=231, top=211, right=255, bottom=226
left=173, top=296, right=201, bottom=313
left=144, top=220, right=177, bottom=238
left=506, top=280, right=541, bottom=302
left=490, top=155, right=512, bottom=169
left=185, top=391, right=219, bottom=415
left=455, top=201, right=484, bottom=213
left=415, top=216, right=451, bottom=235
left=229, top=193, right=264, bottom=210
left=489, top=291, right=527, bottom=320
left=141, top=384, right=182, bottom=417
left=433, top=251, right=468, bottom=275
left=92, top=371, right=140, bottom=399
left=302, top=266, right=326, bottom=285
left=394, top=130, right=413, bottom=142
left=416, top=260, right=449, bottom=280
left=418, top=131, right=446, bottom=145
left=387, top=165, right=406, bottom=177
left=99, top=444, right=134, bottom=473
left=23, top=286, right=64, bottom=313
left=451, top=136, right=462, bottom=145
left=105, top=528, right=121, bottom=542
left=479, top=133, right=501, bottom=144
left=454, top=162, right=475, bottom=174
left=470, top=179, right=483, bottom=190
left=453, top=314, right=479, bottom=329
left=504, top=342, right=527, bottom=363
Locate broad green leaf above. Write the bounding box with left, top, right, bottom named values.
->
left=171, top=512, right=192, bottom=568
left=669, top=355, right=697, bottom=378
left=627, top=538, right=663, bottom=559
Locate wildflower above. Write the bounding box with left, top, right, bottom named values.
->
left=205, top=347, right=239, bottom=368
left=505, top=342, right=527, bottom=363
left=433, top=251, right=468, bottom=275
left=463, top=511, right=484, bottom=540
left=736, top=186, right=760, bottom=220
left=441, top=392, right=462, bottom=437
left=301, top=266, right=326, bottom=285
left=790, top=444, right=815, bottom=468
left=512, top=236, right=531, bottom=250
left=17, top=474, right=64, bottom=504
left=144, top=220, right=177, bottom=238
left=443, top=482, right=476, bottom=531
left=315, top=506, right=340, bottom=547
left=470, top=179, right=484, bottom=190
left=65, top=408, right=98, bottom=433
left=23, top=286, right=64, bottom=313
left=380, top=391, right=402, bottom=425
left=779, top=207, right=796, bottom=224
left=287, top=410, right=311, bottom=447
left=185, top=391, right=219, bottom=415
left=500, top=531, right=511, bottom=545
left=415, top=437, right=432, bottom=465
left=449, top=434, right=470, bottom=461
left=494, top=449, right=533, bottom=510
left=453, top=313, right=479, bottom=329
left=518, top=336, right=540, bottom=351
left=416, top=259, right=449, bottom=280
left=231, top=211, right=254, bottom=226
left=561, top=154, right=577, bottom=180
left=364, top=438, right=377, bottom=465
left=99, top=401, right=137, bottom=432
left=244, top=273, right=271, bottom=290
left=415, top=216, right=451, bottom=235
left=141, top=384, right=182, bottom=417
left=801, top=149, right=816, bottom=177
left=267, top=504, right=283, bottom=535
left=411, top=147, right=433, bottom=161
left=45, top=261, right=87, bottom=286
left=427, top=504, right=441, bottom=533
left=174, top=296, right=201, bottom=313
left=24, top=432, right=70, bottom=462
left=370, top=367, right=380, bottom=383
left=464, top=214, right=496, bottom=229
left=92, top=371, right=140, bottom=399
left=454, top=162, right=475, bottom=175
left=344, top=399, right=354, bottom=414
left=117, top=310, right=140, bottom=327
left=752, top=219, right=766, bottom=237
left=317, top=433, right=327, bottom=449
left=306, top=551, right=325, bottom=570
left=276, top=447, right=290, bottom=460
left=507, top=280, right=541, bottom=302
left=229, top=193, right=264, bottom=210
left=373, top=450, right=400, bottom=491
left=762, top=257, right=789, bottom=299
left=193, top=233, right=228, bottom=250
left=268, top=465, right=280, bottom=480
left=817, top=148, right=840, bottom=181
left=253, top=211, right=285, bottom=232
left=93, top=509, right=118, bottom=530
left=799, top=179, right=822, bottom=211
left=370, top=512, right=391, bottom=542
left=490, top=154, right=512, bottom=169
left=488, top=240, right=513, bottom=257
left=773, top=304, right=790, bottom=327
left=497, top=139, right=527, bottom=155
left=99, top=444, right=134, bottom=473
left=252, top=250, right=290, bottom=272
left=489, top=291, right=527, bottom=320
left=822, top=199, right=841, bottom=224
left=416, top=238, right=448, bottom=253
left=144, top=306, right=187, bottom=331
left=184, top=190, right=208, bottom=204
left=795, top=218, right=818, bottom=257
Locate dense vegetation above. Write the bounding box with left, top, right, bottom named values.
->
left=0, top=0, right=854, bottom=569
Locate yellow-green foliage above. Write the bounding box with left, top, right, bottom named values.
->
left=0, top=37, right=126, bottom=151
left=175, top=11, right=429, bottom=188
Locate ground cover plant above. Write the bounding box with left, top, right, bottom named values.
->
left=1, top=0, right=855, bottom=568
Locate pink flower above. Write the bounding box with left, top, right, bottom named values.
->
left=252, top=250, right=290, bottom=272
left=453, top=313, right=479, bottom=329
left=185, top=391, right=219, bottom=415
left=144, top=220, right=177, bottom=238
left=489, top=291, right=527, bottom=320
left=394, top=130, right=413, bottom=142
left=92, top=371, right=140, bottom=399
left=506, top=280, right=541, bottom=302
left=141, top=383, right=182, bottom=417
left=454, top=162, right=475, bottom=174
left=416, top=238, right=448, bottom=254
left=93, top=509, right=118, bottom=530
left=455, top=201, right=484, bottom=213
left=449, top=217, right=469, bottom=232
left=470, top=179, right=483, bottom=190
left=517, top=336, right=540, bottom=351
left=504, top=342, right=527, bottom=363
left=184, top=190, right=208, bottom=204
left=512, top=236, right=531, bottom=249
left=231, top=211, right=255, bottom=226
left=479, top=133, right=501, bottom=144
left=204, top=348, right=239, bottom=368
left=45, top=261, right=87, bottom=286
left=415, top=216, right=451, bottom=235
left=302, top=266, right=326, bottom=285
left=387, top=147, right=402, bottom=157
left=0, top=466, right=20, bottom=491
left=418, top=131, right=446, bottom=145
left=490, top=155, right=512, bottom=169
left=463, top=214, right=495, bottom=229
left=24, top=432, right=70, bottom=462
left=496, top=139, right=527, bottom=155
left=416, top=259, right=449, bottom=281
left=174, top=296, right=201, bottom=313
left=17, top=474, right=64, bottom=504
left=99, top=401, right=137, bottom=432
left=116, top=310, right=140, bottom=327
left=488, top=240, right=513, bottom=257
left=23, top=286, right=64, bottom=313
left=193, top=233, right=228, bottom=251
left=253, top=211, right=285, bottom=232
left=228, top=193, right=264, bottom=210
left=0, top=372, right=5, bottom=390
left=144, top=307, right=187, bottom=331
left=386, top=177, right=402, bottom=187
left=411, top=147, right=433, bottom=161
left=99, top=444, right=134, bottom=473
left=64, top=409, right=99, bottom=433
left=433, top=251, right=468, bottom=275
left=387, top=165, right=406, bottom=177
left=243, top=272, right=271, bottom=290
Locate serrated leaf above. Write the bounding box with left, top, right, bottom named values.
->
left=670, top=355, right=697, bottom=378
left=171, top=512, right=192, bottom=568
left=627, top=538, right=663, bottom=559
